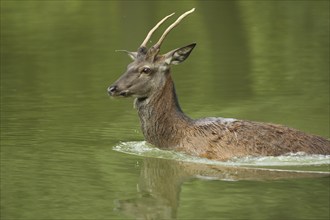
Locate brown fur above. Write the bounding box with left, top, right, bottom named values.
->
left=134, top=73, right=330, bottom=161
left=108, top=10, right=329, bottom=161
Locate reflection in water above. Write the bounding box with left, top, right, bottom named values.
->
left=115, top=157, right=329, bottom=219
left=2, top=1, right=329, bottom=219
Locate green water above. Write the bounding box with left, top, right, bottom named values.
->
left=1, top=1, right=329, bottom=219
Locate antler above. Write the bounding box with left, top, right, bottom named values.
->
left=153, top=8, right=195, bottom=49
left=140, top=12, right=175, bottom=48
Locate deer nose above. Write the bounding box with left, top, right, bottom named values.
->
left=107, top=85, right=117, bottom=95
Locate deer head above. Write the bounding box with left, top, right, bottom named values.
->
left=107, top=8, right=196, bottom=99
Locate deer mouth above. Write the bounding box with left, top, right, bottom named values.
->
left=118, top=90, right=131, bottom=97
left=110, top=90, right=132, bottom=98
left=107, top=85, right=132, bottom=97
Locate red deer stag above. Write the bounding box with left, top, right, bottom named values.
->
left=108, top=8, right=330, bottom=161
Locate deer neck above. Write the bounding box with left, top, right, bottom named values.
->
left=134, top=73, right=192, bottom=148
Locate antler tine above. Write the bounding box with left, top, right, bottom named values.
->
left=140, top=12, right=175, bottom=48
left=153, top=8, right=195, bottom=49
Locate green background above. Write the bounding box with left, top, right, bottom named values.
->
left=1, top=1, right=329, bottom=219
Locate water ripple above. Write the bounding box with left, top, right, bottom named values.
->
left=113, top=141, right=330, bottom=168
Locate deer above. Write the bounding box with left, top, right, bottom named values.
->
left=107, top=8, right=330, bottom=161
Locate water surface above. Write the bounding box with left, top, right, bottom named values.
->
left=1, top=1, right=329, bottom=219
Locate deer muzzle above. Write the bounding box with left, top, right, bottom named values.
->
left=107, top=85, right=131, bottom=97
left=107, top=85, right=117, bottom=95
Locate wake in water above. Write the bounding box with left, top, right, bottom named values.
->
left=113, top=141, right=330, bottom=167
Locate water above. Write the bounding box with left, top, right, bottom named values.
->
left=113, top=141, right=330, bottom=169
left=1, top=1, right=329, bottom=220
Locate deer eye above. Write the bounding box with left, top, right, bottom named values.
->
left=141, top=67, right=152, bottom=74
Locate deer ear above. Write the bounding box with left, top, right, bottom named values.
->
left=127, top=51, right=138, bottom=60
left=164, top=43, right=196, bottom=65
left=115, top=50, right=138, bottom=60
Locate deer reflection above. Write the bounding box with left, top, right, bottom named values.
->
left=114, top=157, right=329, bottom=219
left=114, top=158, right=187, bottom=219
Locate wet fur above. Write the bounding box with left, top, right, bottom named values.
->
left=109, top=11, right=329, bottom=160
left=135, top=73, right=330, bottom=161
